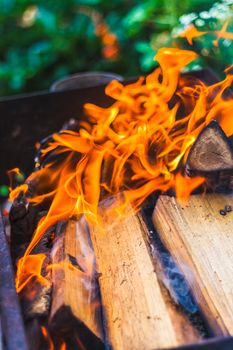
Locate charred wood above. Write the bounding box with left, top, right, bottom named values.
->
left=17, top=217, right=55, bottom=320
left=49, top=306, right=104, bottom=350
left=25, top=319, right=49, bottom=350
left=9, top=193, right=38, bottom=265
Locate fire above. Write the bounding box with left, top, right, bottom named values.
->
left=177, top=19, right=233, bottom=46
left=177, top=24, right=207, bottom=45
left=7, top=167, right=25, bottom=192
left=16, top=253, right=48, bottom=293
left=41, top=326, right=55, bottom=350
left=174, top=173, right=205, bottom=203
left=11, top=47, right=233, bottom=265
left=9, top=47, right=233, bottom=337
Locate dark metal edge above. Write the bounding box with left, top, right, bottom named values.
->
left=0, top=212, right=28, bottom=350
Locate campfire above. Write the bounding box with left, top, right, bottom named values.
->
left=4, top=44, right=233, bottom=350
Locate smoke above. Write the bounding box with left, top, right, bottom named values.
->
left=141, top=207, right=198, bottom=315
left=152, top=246, right=198, bottom=314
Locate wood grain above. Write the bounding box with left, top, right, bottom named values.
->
left=186, top=121, right=233, bottom=173
left=89, top=197, right=200, bottom=349
left=153, top=193, right=233, bottom=336
left=50, top=218, right=103, bottom=341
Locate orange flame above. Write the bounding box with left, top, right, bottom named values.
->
left=11, top=47, right=233, bottom=295
left=16, top=253, right=48, bottom=293
left=213, top=19, right=233, bottom=46
left=41, top=326, right=55, bottom=350
left=60, top=343, right=67, bottom=350
left=7, top=168, right=24, bottom=192
left=177, top=19, right=233, bottom=46
left=177, top=24, right=207, bottom=45
left=9, top=183, right=28, bottom=200
left=173, top=173, right=205, bottom=204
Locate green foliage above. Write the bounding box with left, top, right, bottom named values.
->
left=173, top=0, right=233, bottom=77
left=0, top=0, right=232, bottom=96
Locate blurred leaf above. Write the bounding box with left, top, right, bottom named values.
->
left=36, top=7, right=56, bottom=31
left=0, top=0, right=231, bottom=96
left=76, top=0, right=102, bottom=4
left=140, top=52, right=156, bottom=71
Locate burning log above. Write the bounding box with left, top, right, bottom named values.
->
left=89, top=196, right=200, bottom=350
left=19, top=275, right=51, bottom=321
left=185, top=121, right=233, bottom=190
left=25, top=319, right=50, bottom=350
left=186, top=121, right=233, bottom=173
left=10, top=193, right=39, bottom=264
left=49, top=218, right=104, bottom=350
left=153, top=194, right=233, bottom=336
left=7, top=47, right=233, bottom=349
left=16, top=219, right=54, bottom=321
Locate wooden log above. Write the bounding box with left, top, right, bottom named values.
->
left=49, top=218, right=104, bottom=349
left=25, top=319, right=50, bottom=350
left=186, top=121, right=233, bottom=174
left=89, top=196, right=200, bottom=350
left=185, top=121, right=233, bottom=191
left=10, top=194, right=39, bottom=265
left=153, top=193, right=233, bottom=336
left=18, top=223, right=54, bottom=321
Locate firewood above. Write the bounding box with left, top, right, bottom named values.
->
left=19, top=274, right=52, bottom=320
left=17, top=218, right=54, bottom=321
left=10, top=193, right=39, bottom=264
left=89, top=196, right=200, bottom=350
left=186, top=121, right=233, bottom=174
left=49, top=218, right=104, bottom=350
left=25, top=319, right=49, bottom=350
left=153, top=194, right=233, bottom=336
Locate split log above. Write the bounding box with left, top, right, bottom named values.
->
left=153, top=193, right=233, bottom=336
left=49, top=218, right=104, bottom=350
left=89, top=196, right=200, bottom=350
left=186, top=120, right=233, bottom=174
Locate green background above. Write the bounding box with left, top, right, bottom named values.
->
left=0, top=0, right=232, bottom=96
